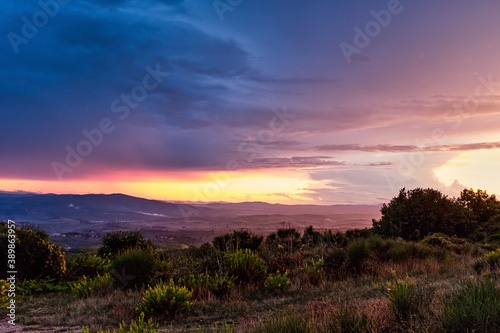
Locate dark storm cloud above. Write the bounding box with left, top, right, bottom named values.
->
left=0, top=0, right=295, bottom=179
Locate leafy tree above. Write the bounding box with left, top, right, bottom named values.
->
left=372, top=188, right=474, bottom=241
left=457, top=188, right=500, bottom=225
left=98, top=231, right=154, bottom=258
left=0, top=223, right=66, bottom=280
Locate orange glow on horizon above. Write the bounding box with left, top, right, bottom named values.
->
left=0, top=169, right=319, bottom=204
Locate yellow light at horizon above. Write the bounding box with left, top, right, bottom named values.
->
left=0, top=170, right=316, bottom=204
left=434, top=149, right=500, bottom=195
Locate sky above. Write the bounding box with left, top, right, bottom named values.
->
left=1, top=0, right=500, bottom=204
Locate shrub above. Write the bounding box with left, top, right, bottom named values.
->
left=0, top=280, right=8, bottom=308
left=347, top=240, right=370, bottom=273
left=251, top=311, right=309, bottom=333
left=321, top=230, right=349, bottom=248
left=111, top=249, right=158, bottom=290
left=70, top=273, right=112, bottom=298
left=98, top=231, right=154, bottom=258
left=205, top=273, right=235, bottom=298
left=377, top=273, right=423, bottom=325
left=326, top=304, right=371, bottom=333
left=81, top=312, right=158, bottom=333
left=18, top=278, right=70, bottom=296
left=324, top=248, right=347, bottom=278
left=136, top=279, right=193, bottom=320
left=484, top=249, right=500, bottom=268
left=265, top=228, right=301, bottom=253
left=67, top=253, right=110, bottom=280
left=473, top=258, right=489, bottom=274
left=473, top=249, right=500, bottom=274
left=213, top=230, right=263, bottom=252
left=304, top=258, right=325, bottom=286
left=224, top=249, right=267, bottom=283
left=442, top=279, right=500, bottom=333
left=301, top=226, right=323, bottom=247
left=264, top=271, right=291, bottom=294
left=0, top=223, right=66, bottom=280
left=185, top=273, right=235, bottom=299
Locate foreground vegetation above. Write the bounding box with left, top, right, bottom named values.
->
left=2, top=187, right=500, bottom=332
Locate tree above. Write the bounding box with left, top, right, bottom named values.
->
left=457, top=188, right=500, bottom=225
left=97, top=231, right=154, bottom=258
left=0, top=223, right=66, bottom=280
left=372, top=188, right=474, bottom=241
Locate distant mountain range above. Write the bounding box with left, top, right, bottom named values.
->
left=0, top=191, right=381, bottom=248
left=0, top=192, right=193, bottom=223
left=0, top=191, right=380, bottom=224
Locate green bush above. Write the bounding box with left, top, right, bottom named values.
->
left=377, top=274, right=423, bottom=325
left=136, top=279, right=193, bottom=320
left=442, top=279, right=500, bottom=333
left=304, top=258, right=325, bottom=286
left=324, top=248, right=347, bottom=278
left=484, top=249, right=500, bottom=268
left=205, top=273, right=235, bottom=298
left=321, top=230, right=349, bottom=248
left=81, top=312, right=158, bottom=333
left=251, top=312, right=309, bottom=333
left=265, top=228, right=302, bottom=253
left=302, top=226, right=323, bottom=247
left=111, top=249, right=158, bottom=290
left=18, top=278, right=70, bottom=296
left=0, top=223, right=66, bottom=280
left=0, top=280, right=8, bottom=308
left=213, top=230, right=263, bottom=252
left=98, top=231, right=154, bottom=258
left=264, top=271, right=291, bottom=294
left=347, top=240, right=370, bottom=273
left=70, top=273, right=112, bottom=298
left=326, top=304, right=371, bottom=333
left=67, top=253, right=110, bottom=280
left=185, top=272, right=235, bottom=299
left=473, top=249, right=500, bottom=274
left=224, top=249, right=267, bottom=283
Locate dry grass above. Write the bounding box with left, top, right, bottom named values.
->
left=12, top=239, right=493, bottom=333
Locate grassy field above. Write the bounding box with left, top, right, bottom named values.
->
left=6, top=226, right=500, bottom=333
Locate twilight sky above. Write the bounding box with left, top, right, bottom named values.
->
left=1, top=0, right=500, bottom=204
